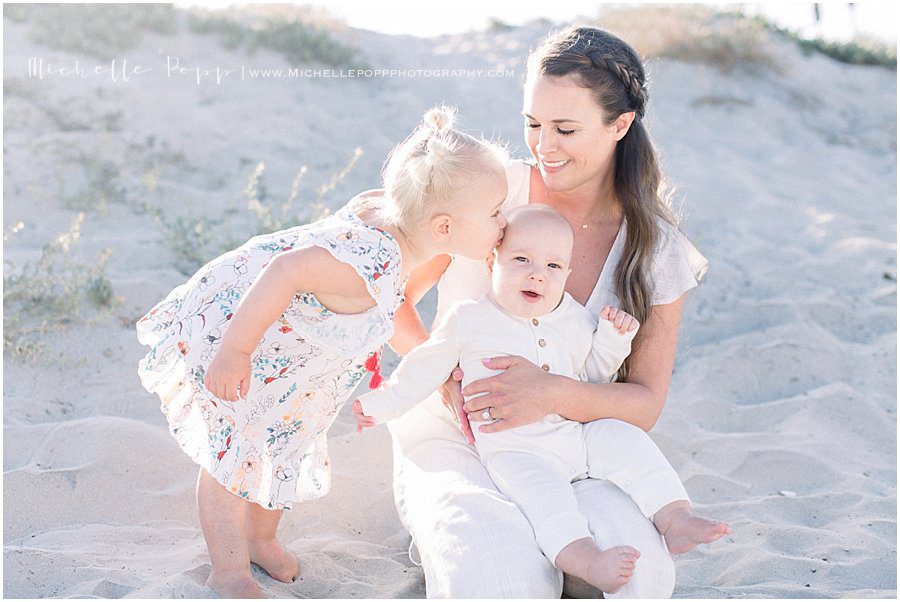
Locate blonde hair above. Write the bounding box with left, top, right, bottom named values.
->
left=382, top=106, right=507, bottom=233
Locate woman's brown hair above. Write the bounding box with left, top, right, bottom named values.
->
left=527, top=25, right=679, bottom=380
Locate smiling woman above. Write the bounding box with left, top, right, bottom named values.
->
left=386, top=25, right=710, bottom=598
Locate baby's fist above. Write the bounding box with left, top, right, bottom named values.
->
left=352, top=400, right=376, bottom=433
left=601, top=305, right=640, bottom=335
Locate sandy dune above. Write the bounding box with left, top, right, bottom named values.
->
left=3, top=7, right=896, bottom=598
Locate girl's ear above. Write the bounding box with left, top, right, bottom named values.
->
left=430, top=214, right=452, bottom=242
left=486, top=250, right=497, bottom=271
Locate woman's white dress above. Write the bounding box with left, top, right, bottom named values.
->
left=388, top=161, right=709, bottom=598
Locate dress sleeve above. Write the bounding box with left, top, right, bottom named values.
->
left=650, top=222, right=709, bottom=306
left=357, top=304, right=463, bottom=424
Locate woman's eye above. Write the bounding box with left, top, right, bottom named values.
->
left=557, top=128, right=575, bottom=135
left=526, top=122, right=539, bottom=129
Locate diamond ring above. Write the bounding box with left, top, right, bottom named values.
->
left=481, top=408, right=493, bottom=421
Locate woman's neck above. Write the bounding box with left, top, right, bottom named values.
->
left=533, top=166, right=622, bottom=227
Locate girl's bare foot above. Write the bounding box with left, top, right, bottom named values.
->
left=206, top=570, right=265, bottom=598
left=248, top=538, right=301, bottom=583
left=654, top=502, right=731, bottom=555
left=586, top=546, right=641, bottom=594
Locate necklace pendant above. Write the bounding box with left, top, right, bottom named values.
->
left=582, top=224, right=588, bottom=229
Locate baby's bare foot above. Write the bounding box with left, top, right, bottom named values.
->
left=655, top=503, right=731, bottom=554
left=586, top=546, right=640, bottom=594
left=206, top=570, right=265, bottom=598
left=248, top=538, right=301, bottom=583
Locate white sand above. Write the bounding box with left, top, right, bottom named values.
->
left=3, top=8, right=896, bottom=598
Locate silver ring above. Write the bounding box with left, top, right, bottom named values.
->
left=481, top=408, right=493, bottom=421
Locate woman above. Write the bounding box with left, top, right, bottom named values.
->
left=386, top=26, right=708, bottom=598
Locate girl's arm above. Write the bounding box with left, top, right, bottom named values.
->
left=463, top=294, right=686, bottom=433
left=388, top=254, right=451, bottom=355
left=205, top=246, right=371, bottom=401
left=388, top=254, right=476, bottom=443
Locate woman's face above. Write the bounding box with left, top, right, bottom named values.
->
left=523, top=74, right=622, bottom=196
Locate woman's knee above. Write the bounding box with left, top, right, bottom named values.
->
left=410, top=496, right=562, bottom=598
left=592, top=418, right=648, bottom=439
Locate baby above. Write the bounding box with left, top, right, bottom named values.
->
left=353, top=205, right=729, bottom=593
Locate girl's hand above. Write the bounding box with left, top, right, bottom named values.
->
left=352, top=400, right=376, bottom=433
left=439, top=367, right=474, bottom=445
left=204, top=346, right=252, bottom=402
left=601, top=305, right=640, bottom=335
left=462, top=356, right=557, bottom=433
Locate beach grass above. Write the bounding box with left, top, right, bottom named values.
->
left=146, top=148, right=361, bottom=275
left=595, top=5, right=895, bottom=73
left=186, top=8, right=362, bottom=67
left=3, top=214, right=117, bottom=361
left=12, top=3, right=177, bottom=59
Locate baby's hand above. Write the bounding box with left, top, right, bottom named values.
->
left=600, top=305, right=640, bottom=335
left=352, top=400, right=376, bottom=433
left=204, top=346, right=252, bottom=401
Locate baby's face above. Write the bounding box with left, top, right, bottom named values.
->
left=490, top=216, right=573, bottom=319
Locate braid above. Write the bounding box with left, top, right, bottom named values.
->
left=585, top=49, right=646, bottom=118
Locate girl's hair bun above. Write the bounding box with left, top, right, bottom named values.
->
left=423, top=106, right=456, bottom=132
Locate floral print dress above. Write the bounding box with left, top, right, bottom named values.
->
left=137, top=203, right=405, bottom=510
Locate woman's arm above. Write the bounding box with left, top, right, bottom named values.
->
left=463, top=294, right=686, bottom=433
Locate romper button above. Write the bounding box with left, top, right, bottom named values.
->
left=541, top=364, right=550, bottom=371
left=538, top=339, right=547, bottom=347
left=532, top=318, right=539, bottom=326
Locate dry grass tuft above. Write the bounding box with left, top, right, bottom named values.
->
left=4, top=214, right=118, bottom=362
left=594, top=5, right=783, bottom=74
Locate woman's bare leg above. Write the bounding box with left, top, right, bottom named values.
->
left=197, top=468, right=264, bottom=598
left=246, top=504, right=301, bottom=583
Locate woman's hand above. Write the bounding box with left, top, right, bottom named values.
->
left=439, top=366, right=475, bottom=445
left=462, top=356, right=559, bottom=433
left=204, top=346, right=252, bottom=402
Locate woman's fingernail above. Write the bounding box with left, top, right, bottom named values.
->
left=481, top=358, right=491, bottom=365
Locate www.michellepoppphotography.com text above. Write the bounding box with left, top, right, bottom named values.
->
left=26, top=56, right=515, bottom=85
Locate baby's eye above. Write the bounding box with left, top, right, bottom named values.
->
left=548, top=263, right=562, bottom=269
left=557, top=128, right=575, bottom=136
left=514, top=256, right=528, bottom=262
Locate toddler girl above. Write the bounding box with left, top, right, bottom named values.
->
left=136, top=107, right=508, bottom=598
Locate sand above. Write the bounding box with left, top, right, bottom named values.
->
left=3, top=6, right=896, bottom=599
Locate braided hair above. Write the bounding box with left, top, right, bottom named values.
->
left=527, top=26, right=678, bottom=380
